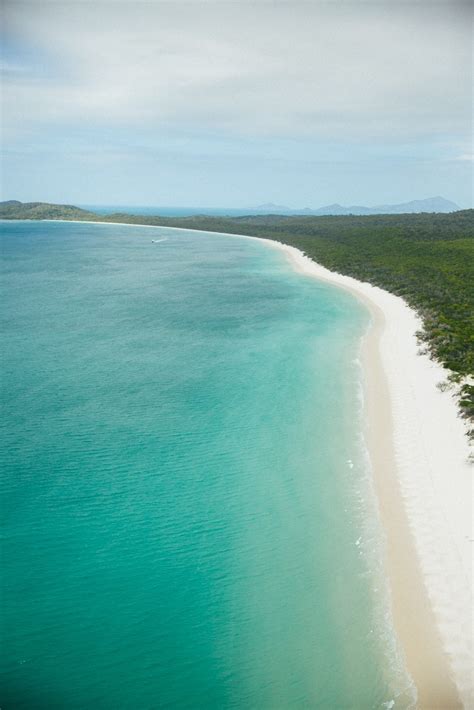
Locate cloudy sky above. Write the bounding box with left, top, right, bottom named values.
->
left=1, top=0, right=472, bottom=208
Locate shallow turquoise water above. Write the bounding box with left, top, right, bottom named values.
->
left=1, top=221, right=413, bottom=708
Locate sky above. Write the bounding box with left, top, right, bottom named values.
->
left=1, top=0, right=472, bottom=208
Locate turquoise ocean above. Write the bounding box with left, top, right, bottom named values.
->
left=1, top=221, right=414, bottom=708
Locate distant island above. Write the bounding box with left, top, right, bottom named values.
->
left=252, top=196, right=460, bottom=215
left=1, top=199, right=473, bottom=431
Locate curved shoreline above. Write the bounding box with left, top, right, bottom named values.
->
left=265, top=240, right=473, bottom=709
left=43, top=219, right=473, bottom=706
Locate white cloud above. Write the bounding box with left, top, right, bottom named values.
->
left=2, top=0, right=472, bottom=143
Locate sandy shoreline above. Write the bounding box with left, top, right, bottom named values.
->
left=44, top=219, right=473, bottom=706
left=268, top=240, right=473, bottom=709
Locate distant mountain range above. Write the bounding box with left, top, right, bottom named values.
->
left=0, top=196, right=462, bottom=221
left=255, top=196, right=460, bottom=215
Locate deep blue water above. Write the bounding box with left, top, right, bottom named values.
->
left=0, top=220, right=414, bottom=708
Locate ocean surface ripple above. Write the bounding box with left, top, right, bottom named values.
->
left=1, top=221, right=414, bottom=709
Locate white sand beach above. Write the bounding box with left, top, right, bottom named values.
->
left=269, top=239, right=473, bottom=709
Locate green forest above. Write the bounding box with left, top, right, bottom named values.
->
left=2, top=202, right=473, bottom=431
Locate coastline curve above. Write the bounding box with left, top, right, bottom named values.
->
left=44, top=219, right=474, bottom=708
